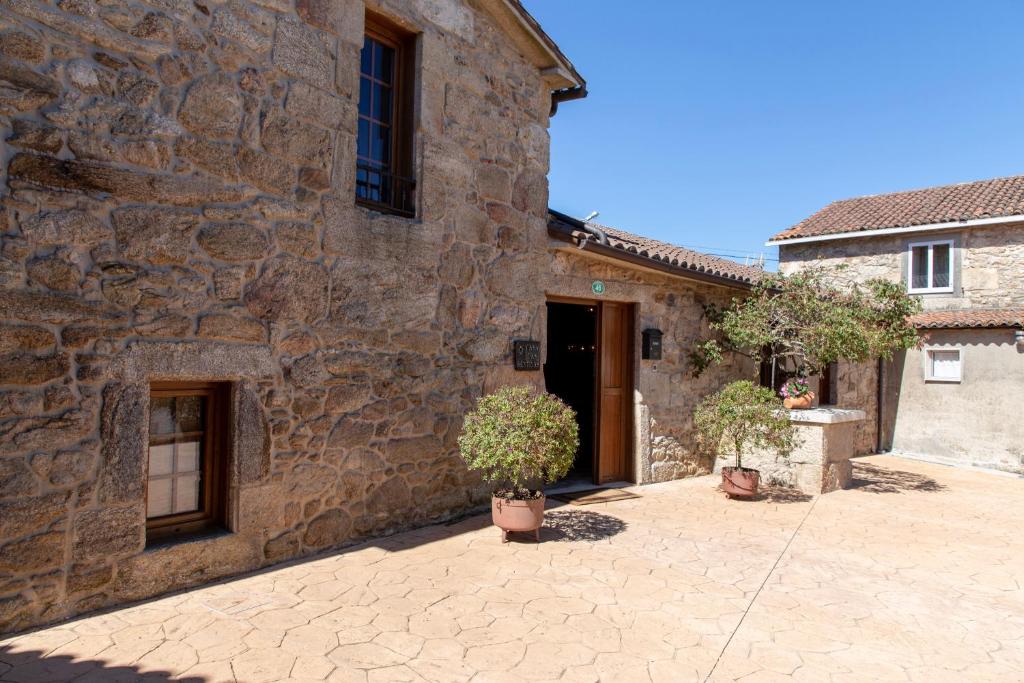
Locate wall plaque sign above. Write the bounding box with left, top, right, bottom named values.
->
left=513, top=340, right=541, bottom=371
left=591, top=280, right=605, bottom=295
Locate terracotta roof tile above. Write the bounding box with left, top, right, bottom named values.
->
left=772, top=174, right=1024, bottom=242
left=547, top=210, right=765, bottom=286
left=910, top=309, right=1024, bottom=330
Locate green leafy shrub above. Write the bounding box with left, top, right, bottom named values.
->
left=458, top=386, right=578, bottom=499
left=694, top=380, right=797, bottom=470
left=690, top=266, right=921, bottom=379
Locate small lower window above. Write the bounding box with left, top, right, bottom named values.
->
left=147, top=382, right=229, bottom=543
left=926, top=349, right=961, bottom=383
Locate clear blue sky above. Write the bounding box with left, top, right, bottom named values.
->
left=524, top=1, right=1024, bottom=268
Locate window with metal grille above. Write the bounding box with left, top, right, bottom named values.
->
left=357, top=14, right=416, bottom=217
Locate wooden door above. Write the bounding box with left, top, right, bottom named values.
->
left=596, top=302, right=633, bottom=483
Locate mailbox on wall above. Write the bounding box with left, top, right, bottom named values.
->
left=641, top=328, right=663, bottom=360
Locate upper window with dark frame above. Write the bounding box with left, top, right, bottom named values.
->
left=357, top=14, right=416, bottom=217
left=146, top=382, right=229, bottom=544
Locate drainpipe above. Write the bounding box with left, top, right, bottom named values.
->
left=550, top=85, right=588, bottom=117
left=876, top=357, right=885, bottom=453
left=579, top=221, right=609, bottom=246
left=548, top=207, right=609, bottom=246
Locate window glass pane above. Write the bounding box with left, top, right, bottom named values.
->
left=150, top=398, right=175, bottom=435
left=932, top=244, right=951, bottom=288
left=356, top=166, right=368, bottom=200
left=930, top=350, right=961, bottom=380
left=176, top=396, right=203, bottom=433
left=371, top=122, right=391, bottom=165
left=147, top=478, right=172, bottom=518
left=359, top=77, right=372, bottom=117
left=357, top=118, right=370, bottom=159
left=360, top=37, right=373, bottom=76
left=149, top=444, right=174, bottom=477
left=176, top=441, right=201, bottom=473
left=174, top=474, right=201, bottom=513
left=368, top=169, right=382, bottom=202
left=374, top=41, right=393, bottom=83
left=372, top=82, right=391, bottom=123
left=910, top=246, right=929, bottom=289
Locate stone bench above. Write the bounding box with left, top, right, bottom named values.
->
left=714, top=407, right=866, bottom=495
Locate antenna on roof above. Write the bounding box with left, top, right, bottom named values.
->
left=583, top=211, right=599, bottom=222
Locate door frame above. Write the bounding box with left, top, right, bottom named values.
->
left=546, top=295, right=636, bottom=484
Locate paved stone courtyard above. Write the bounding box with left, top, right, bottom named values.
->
left=1, top=455, right=1022, bottom=682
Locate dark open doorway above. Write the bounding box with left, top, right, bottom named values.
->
left=544, top=302, right=598, bottom=484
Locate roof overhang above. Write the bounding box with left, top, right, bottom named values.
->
left=766, top=214, right=1024, bottom=247
left=548, top=220, right=753, bottom=291
left=480, top=0, right=585, bottom=92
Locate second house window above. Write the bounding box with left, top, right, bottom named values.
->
left=908, top=239, right=954, bottom=293
left=147, top=382, right=229, bottom=543
left=357, top=12, right=416, bottom=217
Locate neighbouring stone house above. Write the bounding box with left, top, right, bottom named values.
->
left=0, top=0, right=762, bottom=633
left=769, top=174, right=1024, bottom=474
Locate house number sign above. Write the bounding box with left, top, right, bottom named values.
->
left=591, top=280, right=605, bottom=295
left=513, top=340, right=541, bottom=371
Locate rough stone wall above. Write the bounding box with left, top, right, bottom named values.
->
left=720, top=417, right=857, bottom=494
left=834, top=360, right=877, bottom=455
left=546, top=248, right=756, bottom=483
left=0, top=0, right=558, bottom=633
left=778, top=222, right=1024, bottom=310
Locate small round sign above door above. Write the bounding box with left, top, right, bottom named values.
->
left=591, top=280, right=605, bottom=295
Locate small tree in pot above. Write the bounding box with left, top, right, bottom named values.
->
left=458, top=386, right=578, bottom=542
left=694, top=380, right=798, bottom=498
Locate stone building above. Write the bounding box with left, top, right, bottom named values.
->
left=0, top=0, right=763, bottom=633
left=769, top=175, right=1024, bottom=474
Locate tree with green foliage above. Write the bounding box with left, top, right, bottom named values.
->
left=694, top=380, right=798, bottom=469
left=690, top=266, right=921, bottom=379
left=458, top=386, right=579, bottom=500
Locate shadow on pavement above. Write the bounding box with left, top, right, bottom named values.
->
left=499, top=508, right=628, bottom=544
left=717, top=485, right=815, bottom=504
left=756, top=486, right=815, bottom=504
left=849, top=462, right=945, bottom=493
left=0, top=646, right=202, bottom=682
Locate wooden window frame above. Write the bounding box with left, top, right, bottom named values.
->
left=146, top=381, right=230, bottom=544
left=357, top=11, right=417, bottom=217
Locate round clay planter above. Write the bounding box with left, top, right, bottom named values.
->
left=783, top=391, right=815, bottom=410
left=492, top=494, right=545, bottom=543
left=721, top=466, right=760, bottom=498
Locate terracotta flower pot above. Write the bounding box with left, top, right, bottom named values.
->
left=721, top=466, right=760, bottom=498
left=783, top=391, right=815, bottom=410
left=492, top=494, right=545, bottom=543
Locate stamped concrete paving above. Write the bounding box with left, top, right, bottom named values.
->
left=1, top=455, right=1022, bottom=682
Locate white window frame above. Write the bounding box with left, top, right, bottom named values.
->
left=907, top=239, right=955, bottom=294
left=924, top=347, right=962, bottom=383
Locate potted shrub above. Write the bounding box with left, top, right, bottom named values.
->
left=780, top=377, right=815, bottom=409
left=694, top=380, right=797, bottom=498
left=458, top=385, right=578, bottom=542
